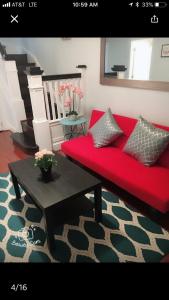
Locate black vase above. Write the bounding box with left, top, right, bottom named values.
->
left=40, top=165, right=52, bottom=181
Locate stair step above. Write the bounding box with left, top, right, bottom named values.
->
left=23, top=106, right=33, bottom=120
left=18, top=76, right=28, bottom=86
left=17, top=63, right=36, bottom=72
left=21, top=120, right=35, bottom=142
left=25, top=66, right=43, bottom=75
left=21, top=95, right=31, bottom=103
left=18, top=73, right=27, bottom=79
left=5, top=54, right=36, bottom=120
left=5, top=54, right=28, bottom=65
left=21, top=91, right=32, bottom=104
left=21, top=91, right=31, bottom=101
left=26, top=113, right=34, bottom=120
left=11, top=132, right=39, bottom=153
left=21, top=85, right=29, bottom=94
left=26, top=118, right=33, bottom=127
left=22, top=97, right=31, bottom=105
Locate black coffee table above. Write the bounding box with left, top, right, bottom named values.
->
left=8, top=154, right=102, bottom=254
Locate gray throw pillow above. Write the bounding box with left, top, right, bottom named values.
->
left=89, top=108, right=123, bottom=148
left=123, top=116, right=169, bottom=166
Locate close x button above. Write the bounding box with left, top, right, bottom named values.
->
left=10, top=15, right=19, bottom=23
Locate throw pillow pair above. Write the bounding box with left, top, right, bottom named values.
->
left=89, top=108, right=169, bottom=166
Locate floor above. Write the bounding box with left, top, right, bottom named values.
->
left=0, top=130, right=169, bottom=262
left=106, top=182, right=169, bottom=263
left=0, top=130, right=31, bottom=173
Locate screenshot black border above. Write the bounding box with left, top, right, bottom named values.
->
left=0, top=0, right=169, bottom=297
left=0, top=0, right=168, bottom=36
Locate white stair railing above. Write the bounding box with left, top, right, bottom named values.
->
left=27, top=73, right=52, bottom=151
left=27, top=72, right=83, bottom=151
left=42, top=74, right=83, bottom=151
left=42, top=75, right=82, bottom=122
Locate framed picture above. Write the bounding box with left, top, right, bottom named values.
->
left=161, top=44, right=169, bottom=57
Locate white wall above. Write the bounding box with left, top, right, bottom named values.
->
left=21, top=38, right=169, bottom=126
left=0, top=38, right=24, bottom=54
left=0, top=57, right=18, bottom=131
left=0, top=44, right=26, bottom=132
left=22, top=38, right=65, bottom=74
left=150, top=38, right=169, bottom=81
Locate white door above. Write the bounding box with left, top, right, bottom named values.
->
left=129, top=39, right=153, bottom=80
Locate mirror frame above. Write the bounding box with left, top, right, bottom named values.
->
left=100, top=38, right=169, bottom=91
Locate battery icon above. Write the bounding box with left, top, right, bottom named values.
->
left=154, top=2, right=167, bottom=7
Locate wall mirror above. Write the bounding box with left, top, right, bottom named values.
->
left=100, top=38, right=169, bottom=91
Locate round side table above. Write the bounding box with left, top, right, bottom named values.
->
left=60, top=117, right=87, bottom=140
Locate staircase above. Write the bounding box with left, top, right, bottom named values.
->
left=5, top=53, right=39, bottom=153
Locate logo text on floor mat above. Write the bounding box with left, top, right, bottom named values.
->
left=12, top=225, right=41, bottom=247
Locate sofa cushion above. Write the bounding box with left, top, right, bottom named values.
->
left=61, top=135, right=169, bottom=213
left=89, top=110, right=169, bottom=168
left=123, top=116, right=169, bottom=166
left=89, top=108, right=123, bottom=148
left=89, top=110, right=138, bottom=149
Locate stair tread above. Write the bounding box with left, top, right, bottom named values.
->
left=11, top=132, right=38, bottom=151
left=5, top=54, right=28, bottom=65
left=20, top=86, right=29, bottom=91
left=6, top=53, right=35, bottom=120
left=17, top=63, right=36, bottom=71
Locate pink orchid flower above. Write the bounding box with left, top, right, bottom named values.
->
left=58, top=87, right=64, bottom=95
left=64, top=98, right=72, bottom=107
left=58, top=83, right=83, bottom=100
left=79, top=91, right=83, bottom=99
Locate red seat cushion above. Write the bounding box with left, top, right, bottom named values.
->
left=62, top=135, right=169, bottom=213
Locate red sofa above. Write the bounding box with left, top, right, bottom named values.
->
left=61, top=110, right=169, bottom=213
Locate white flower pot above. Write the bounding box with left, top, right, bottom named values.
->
left=68, top=114, right=78, bottom=121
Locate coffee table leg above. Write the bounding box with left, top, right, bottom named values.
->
left=94, top=185, right=102, bottom=223
left=44, top=209, right=55, bottom=253
left=10, top=171, right=21, bottom=199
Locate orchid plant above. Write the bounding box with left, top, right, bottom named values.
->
left=58, top=83, right=83, bottom=116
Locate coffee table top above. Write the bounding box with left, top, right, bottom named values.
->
left=8, top=154, right=101, bottom=210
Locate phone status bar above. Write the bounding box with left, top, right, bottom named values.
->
left=1, top=1, right=38, bottom=8
left=128, top=2, right=168, bottom=8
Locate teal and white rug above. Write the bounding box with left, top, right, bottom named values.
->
left=0, top=172, right=169, bottom=262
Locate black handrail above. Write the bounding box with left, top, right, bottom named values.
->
left=42, top=73, right=81, bottom=81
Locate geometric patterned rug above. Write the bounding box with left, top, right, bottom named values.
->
left=1, top=172, right=169, bottom=262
